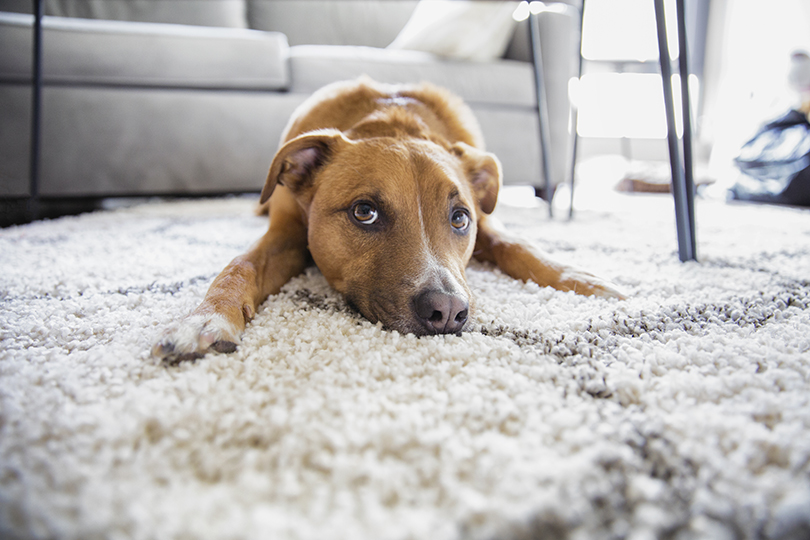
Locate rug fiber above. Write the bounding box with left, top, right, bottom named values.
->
left=1, top=183, right=809, bottom=540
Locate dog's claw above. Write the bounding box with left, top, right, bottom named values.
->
left=151, top=341, right=174, bottom=357
left=176, top=351, right=206, bottom=364
left=211, top=341, right=238, bottom=354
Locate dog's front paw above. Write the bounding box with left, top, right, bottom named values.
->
left=559, top=269, right=627, bottom=300
left=152, top=312, right=243, bottom=364
left=587, top=280, right=627, bottom=300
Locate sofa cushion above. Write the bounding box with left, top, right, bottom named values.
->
left=288, top=45, right=536, bottom=108
left=0, top=12, right=288, bottom=90
left=0, top=0, right=248, bottom=28
left=247, top=0, right=418, bottom=47
left=32, top=86, right=307, bottom=196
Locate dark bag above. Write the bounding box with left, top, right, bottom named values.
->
left=732, top=109, right=810, bottom=206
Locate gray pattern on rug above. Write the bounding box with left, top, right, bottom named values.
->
left=1, top=193, right=809, bottom=540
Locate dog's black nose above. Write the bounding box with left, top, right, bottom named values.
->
left=414, top=290, right=469, bottom=335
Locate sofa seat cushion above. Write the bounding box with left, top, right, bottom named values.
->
left=248, top=0, right=418, bottom=47
left=0, top=12, right=288, bottom=90
left=288, top=45, right=536, bottom=108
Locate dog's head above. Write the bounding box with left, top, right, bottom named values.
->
left=261, top=129, right=501, bottom=335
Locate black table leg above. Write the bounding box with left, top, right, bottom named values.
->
left=654, top=0, right=697, bottom=262
left=28, top=0, right=43, bottom=221
left=676, top=0, right=697, bottom=254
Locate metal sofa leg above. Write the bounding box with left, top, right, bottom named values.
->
left=529, top=11, right=555, bottom=217
left=28, top=0, right=44, bottom=222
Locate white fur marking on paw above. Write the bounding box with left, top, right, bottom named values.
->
left=153, top=313, right=241, bottom=359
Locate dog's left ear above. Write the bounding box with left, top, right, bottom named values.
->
left=452, top=142, right=502, bottom=214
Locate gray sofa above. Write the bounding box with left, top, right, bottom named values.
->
left=0, top=0, right=578, bottom=202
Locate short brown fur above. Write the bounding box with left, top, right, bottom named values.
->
left=153, top=78, right=623, bottom=362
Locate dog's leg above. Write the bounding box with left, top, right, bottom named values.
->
left=152, top=204, right=308, bottom=363
left=474, top=216, right=626, bottom=299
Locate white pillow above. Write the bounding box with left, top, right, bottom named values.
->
left=387, top=0, right=519, bottom=62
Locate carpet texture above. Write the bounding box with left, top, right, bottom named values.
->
left=1, top=184, right=809, bottom=540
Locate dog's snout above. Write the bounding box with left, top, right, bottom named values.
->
left=414, top=290, right=469, bottom=335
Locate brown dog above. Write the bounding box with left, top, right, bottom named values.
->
left=153, top=78, right=623, bottom=363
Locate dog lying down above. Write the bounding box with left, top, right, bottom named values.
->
left=153, top=77, right=624, bottom=363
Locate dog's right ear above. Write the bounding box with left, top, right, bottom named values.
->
left=260, top=130, right=350, bottom=204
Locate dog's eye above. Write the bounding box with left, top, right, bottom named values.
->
left=450, top=209, right=471, bottom=233
left=351, top=202, right=379, bottom=225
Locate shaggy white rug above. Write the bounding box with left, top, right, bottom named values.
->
left=1, top=178, right=809, bottom=540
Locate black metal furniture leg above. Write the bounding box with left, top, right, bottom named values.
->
left=568, top=0, right=586, bottom=219
left=653, top=0, right=696, bottom=262
left=676, top=0, right=697, bottom=254
left=28, top=0, right=44, bottom=221
left=529, top=11, right=555, bottom=217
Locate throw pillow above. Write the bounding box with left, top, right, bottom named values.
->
left=387, top=0, right=519, bottom=62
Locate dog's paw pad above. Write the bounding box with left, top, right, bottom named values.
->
left=152, top=313, right=242, bottom=364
